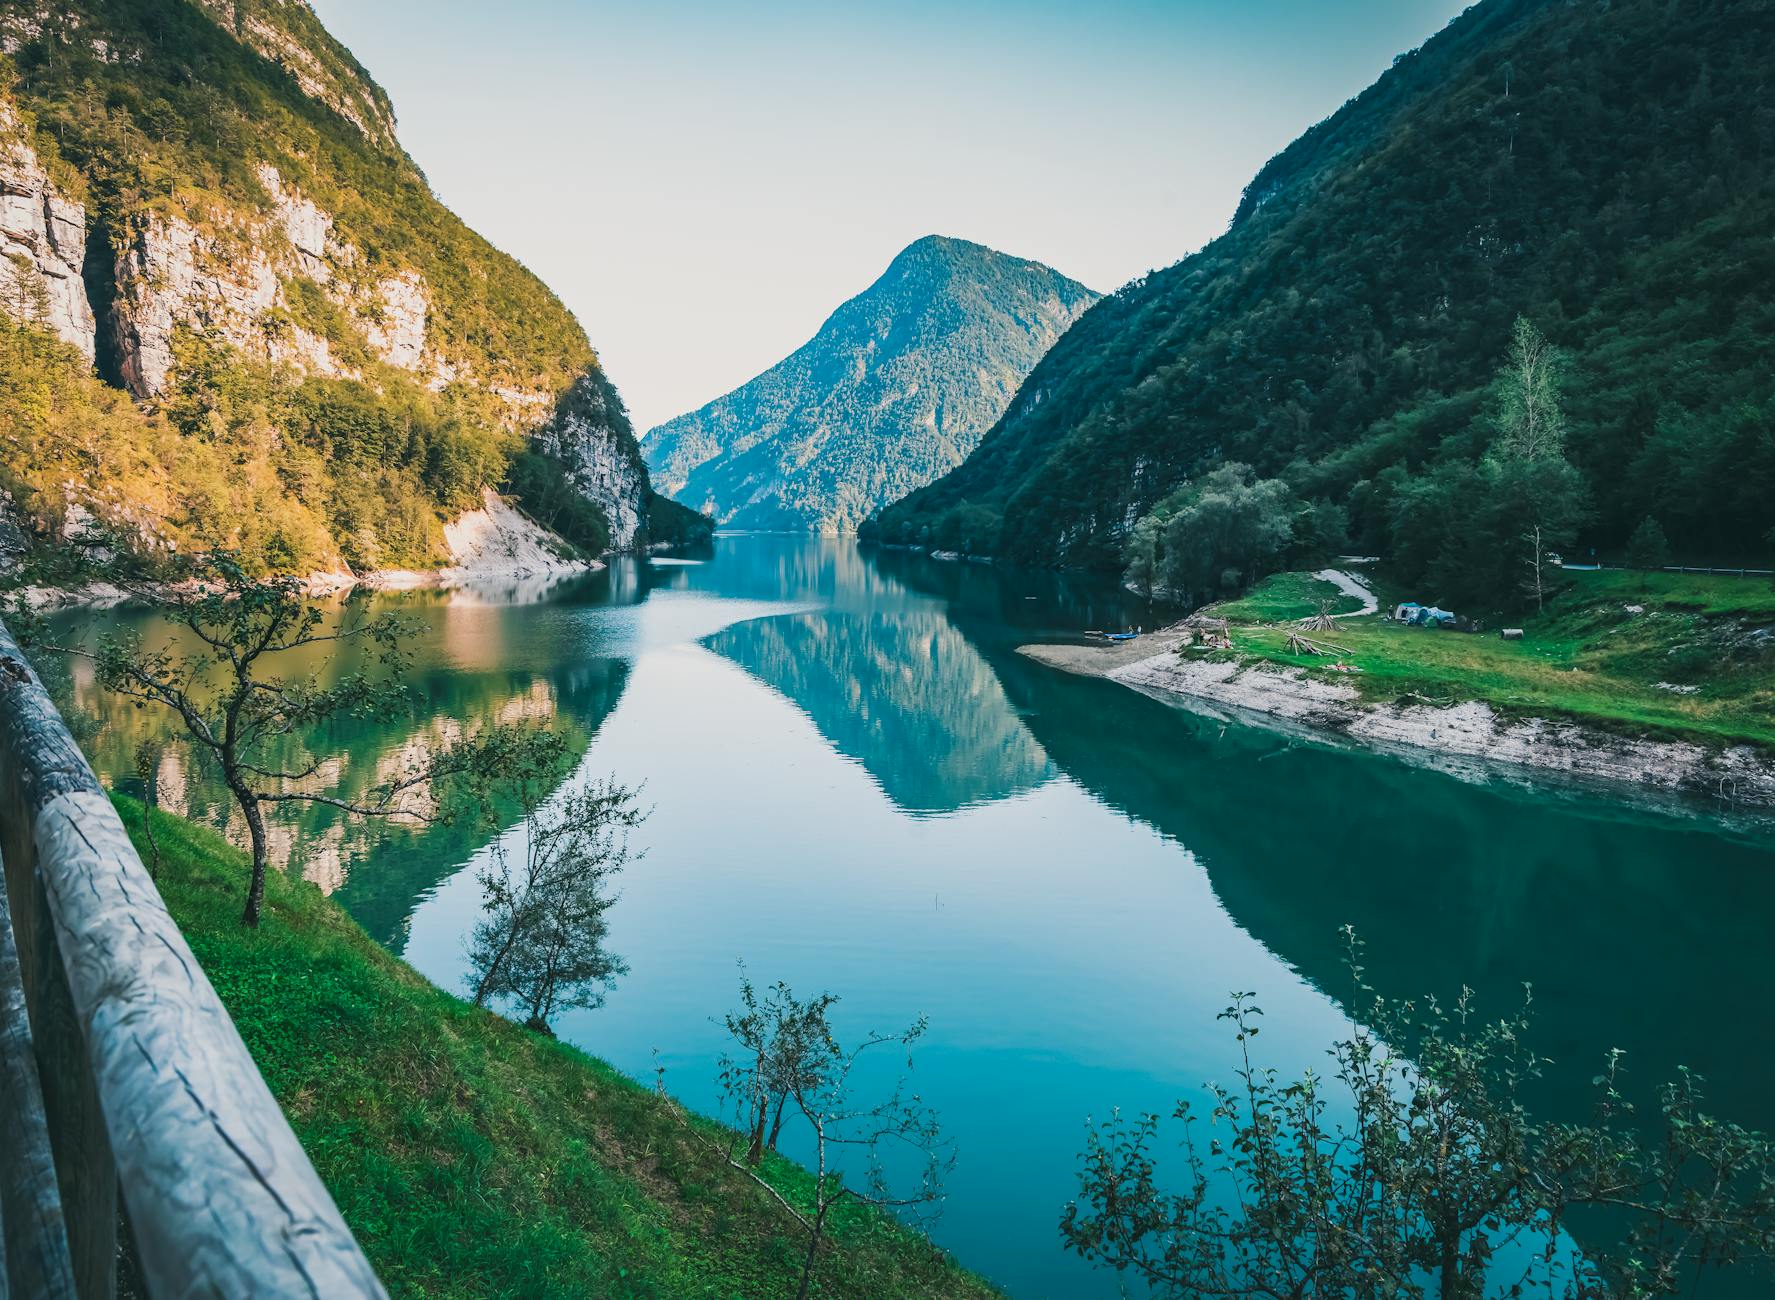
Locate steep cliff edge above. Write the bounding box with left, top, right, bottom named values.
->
left=534, top=371, right=650, bottom=551
left=0, top=0, right=657, bottom=576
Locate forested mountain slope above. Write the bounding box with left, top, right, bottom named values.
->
left=645, top=236, right=1095, bottom=533
left=871, top=0, right=1775, bottom=584
left=0, top=0, right=687, bottom=577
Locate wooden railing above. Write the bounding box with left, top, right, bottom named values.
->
left=0, top=619, right=385, bottom=1298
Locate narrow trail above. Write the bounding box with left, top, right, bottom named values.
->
left=1314, top=568, right=1378, bottom=617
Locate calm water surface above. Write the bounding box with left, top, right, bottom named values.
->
left=58, top=536, right=1775, bottom=1299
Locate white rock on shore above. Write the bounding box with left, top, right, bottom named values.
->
left=1020, top=639, right=1775, bottom=812
left=355, top=489, right=596, bottom=591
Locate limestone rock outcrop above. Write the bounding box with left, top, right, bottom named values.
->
left=535, top=371, right=650, bottom=549
left=0, top=100, right=95, bottom=358
left=0, top=0, right=664, bottom=572
left=112, top=164, right=442, bottom=398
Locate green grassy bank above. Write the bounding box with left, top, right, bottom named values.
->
left=1204, top=569, right=1775, bottom=749
left=114, top=800, right=1001, bottom=1300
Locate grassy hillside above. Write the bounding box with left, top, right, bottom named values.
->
left=1207, top=568, right=1775, bottom=748
left=115, top=799, right=998, bottom=1299
left=0, top=2, right=647, bottom=576
left=872, top=0, right=1775, bottom=581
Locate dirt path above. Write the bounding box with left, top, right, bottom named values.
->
left=1315, top=568, right=1378, bottom=617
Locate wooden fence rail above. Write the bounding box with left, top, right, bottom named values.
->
left=0, top=617, right=385, bottom=1299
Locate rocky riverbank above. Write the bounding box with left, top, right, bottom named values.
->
left=1021, top=636, right=1775, bottom=813
left=15, top=491, right=597, bottom=611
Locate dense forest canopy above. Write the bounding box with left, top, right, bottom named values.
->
left=869, top=0, right=1775, bottom=607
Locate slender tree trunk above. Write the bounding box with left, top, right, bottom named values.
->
left=1530, top=524, right=1545, bottom=612
left=747, top=1104, right=768, bottom=1166
left=796, top=1203, right=828, bottom=1300
left=472, top=923, right=517, bottom=1007
left=766, top=1092, right=789, bottom=1152
left=140, top=759, right=162, bottom=878
left=472, top=890, right=530, bottom=1007
left=232, top=777, right=270, bottom=927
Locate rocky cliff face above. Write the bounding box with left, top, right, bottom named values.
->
left=534, top=371, right=650, bottom=549
left=0, top=101, right=95, bottom=358
left=111, top=163, right=456, bottom=400
left=644, top=235, right=1097, bottom=533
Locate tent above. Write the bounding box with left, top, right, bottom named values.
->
left=1393, top=602, right=1457, bottom=628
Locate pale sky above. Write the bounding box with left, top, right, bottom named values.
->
left=310, top=0, right=1470, bottom=433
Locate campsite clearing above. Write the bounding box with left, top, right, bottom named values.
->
left=1205, top=569, right=1775, bottom=749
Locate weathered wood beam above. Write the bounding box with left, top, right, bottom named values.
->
left=0, top=863, right=78, bottom=1300
left=0, top=620, right=385, bottom=1298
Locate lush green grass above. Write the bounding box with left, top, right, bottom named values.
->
left=1210, top=570, right=1364, bottom=623
left=1552, top=568, right=1775, bottom=618
left=116, top=800, right=1001, bottom=1300
left=1212, top=569, right=1775, bottom=749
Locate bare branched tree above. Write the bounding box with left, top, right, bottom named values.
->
left=714, top=976, right=953, bottom=1300
left=32, top=554, right=540, bottom=925
left=467, top=773, right=646, bottom=1034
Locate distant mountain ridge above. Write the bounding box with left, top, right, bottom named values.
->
left=644, top=236, right=1097, bottom=533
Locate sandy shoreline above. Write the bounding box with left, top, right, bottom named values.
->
left=1020, top=635, right=1775, bottom=814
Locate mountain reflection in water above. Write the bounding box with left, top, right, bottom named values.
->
left=59, top=536, right=1775, bottom=1299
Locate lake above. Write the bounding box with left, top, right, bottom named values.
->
left=51, top=535, right=1775, bottom=1299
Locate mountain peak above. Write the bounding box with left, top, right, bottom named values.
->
left=644, top=240, right=1099, bottom=534
left=887, top=234, right=1079, bottom=282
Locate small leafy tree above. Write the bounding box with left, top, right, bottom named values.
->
left=713, top=977, right=953, bottom=1300
left=1625, top=517, right=1672, bottom=577
left=721, top=970, right=842, bottom=1167
left=467, top=771, right=646, bottom=1035
left=1062, top=930, right=1775, bottom=1299
left=43, top=555, right=527, bottom=925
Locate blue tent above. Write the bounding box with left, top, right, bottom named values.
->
left=1393, top=602, right=1457, bottom=627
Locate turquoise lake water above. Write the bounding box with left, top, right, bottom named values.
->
left=57, top=535, right=1775, bottom=1298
